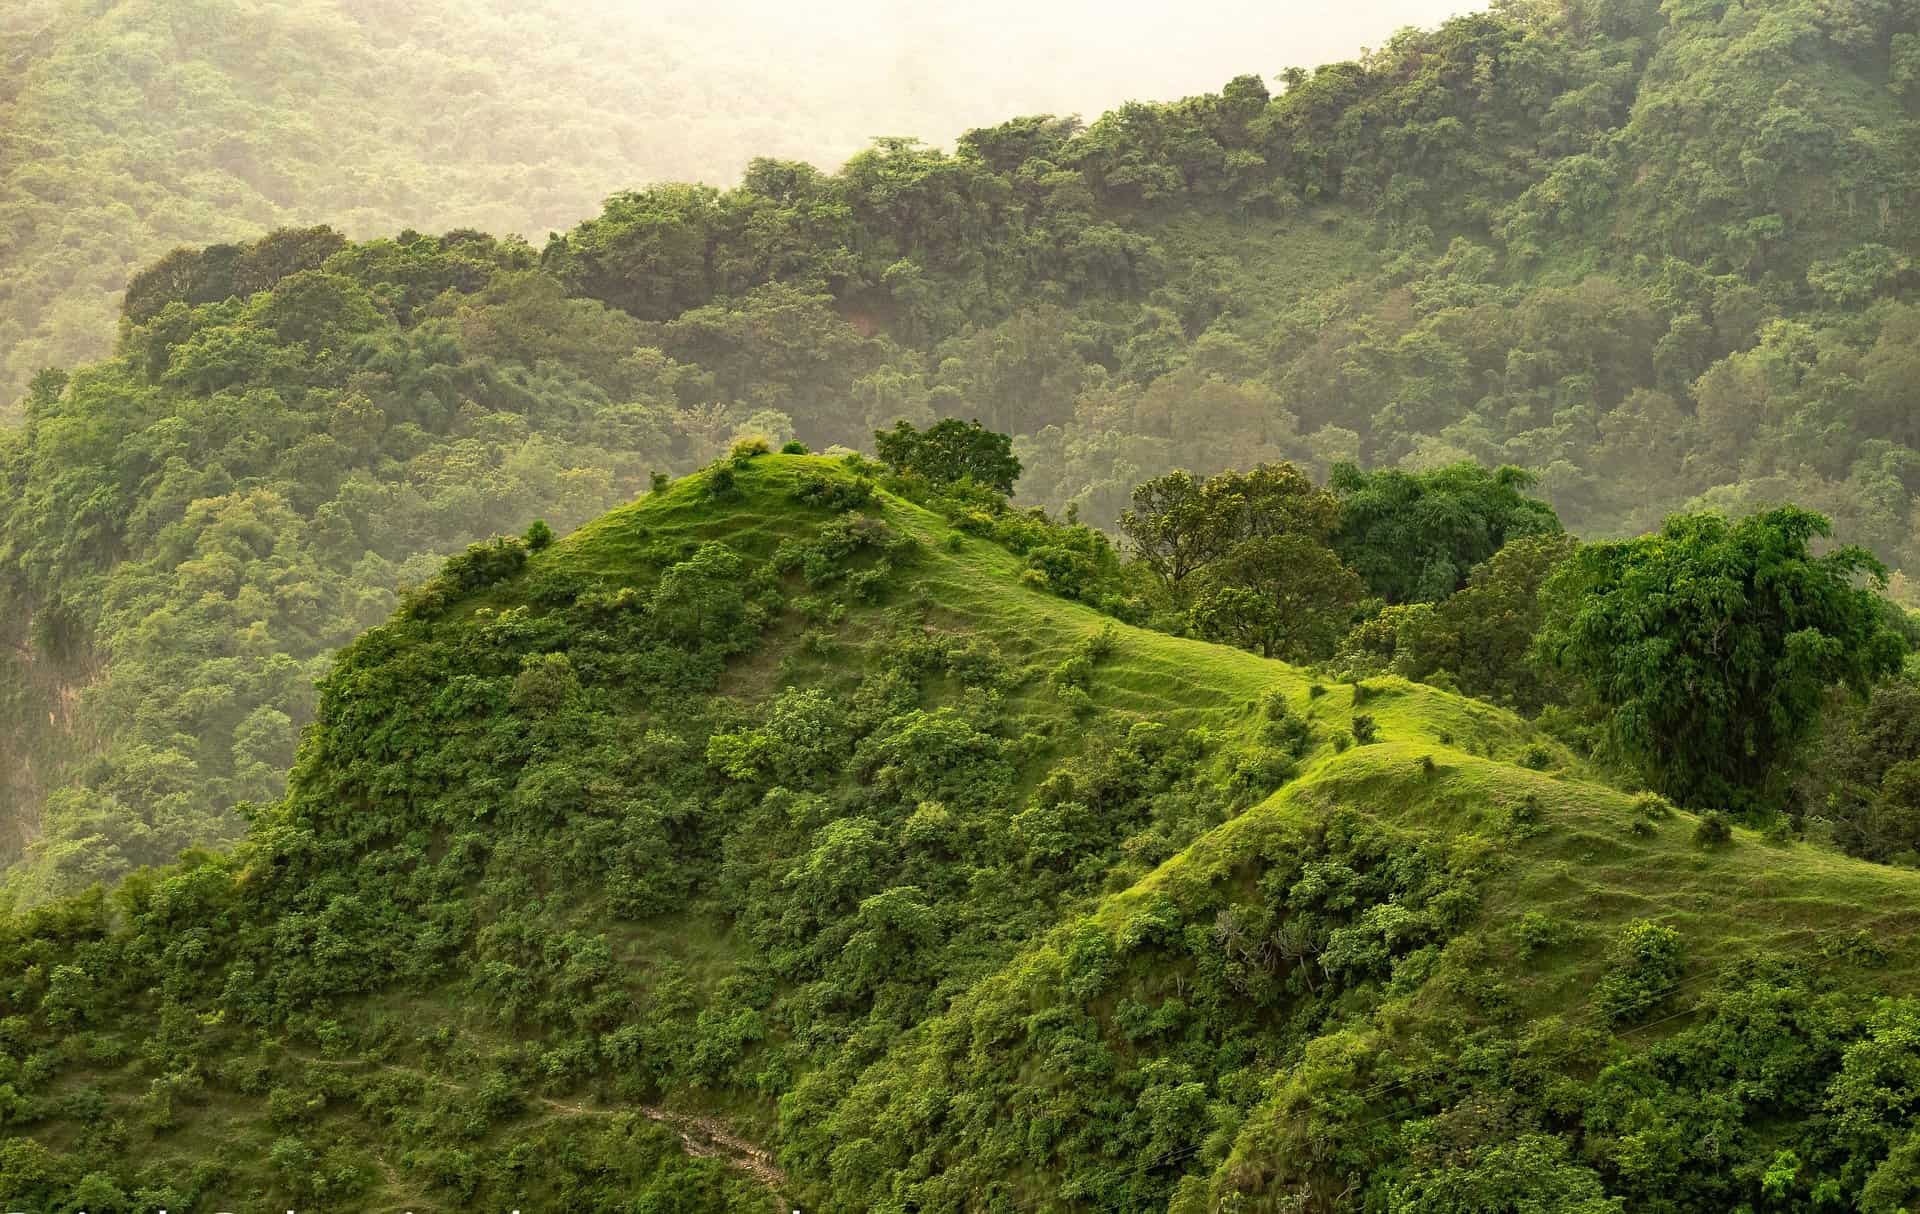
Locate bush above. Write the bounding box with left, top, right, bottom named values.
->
left=791, top=471, right=875, bottom=511
left=1593, top=919, right=1684, bottom=1025
left=1632, top=793, right=1675, bottom=820
left=1517, top=910, right=1568, bottom=953
left=780, top=440, right=809, bottom=454
left=524, top=518, right=554, bottom=551
left=1694, top=811, right=1733, bottom=848
left=651, top=470, right=671, bottom=493
left=705, top=466, right=738, bottom=500
left=1261, top=693, right=1317, bottom=757
left=730, top=436, right=771, bottom=466
left=1352, top=714, right=1378, bottom=745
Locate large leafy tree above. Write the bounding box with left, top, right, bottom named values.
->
left=1398, top=532, right=1582, bottom=714
left=1187, top=534, right=1365, bottom=662
left=1120, top=462, right=1342, bottom=585
left=874, top=418, right=1022, bottom=495
left=1535, top=507, right=1906, bottom=808
left=1331, top=462, right=1562, bottom=604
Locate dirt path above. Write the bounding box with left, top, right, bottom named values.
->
left=293, top=1055, right=793, bottom=1207
left=534, top=1096, right=791, bottom=1205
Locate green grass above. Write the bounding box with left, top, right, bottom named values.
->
left=563, top=452, right=1920, bottom=1007
left=18, top=452, right=1920, bottom=1210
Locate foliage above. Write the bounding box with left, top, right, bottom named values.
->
left=1331, top=462, right=1562, bottom=605
left=1536, top=508, right=1907, bottom=808
left=1797, top=670, right=1920, bottom=864
left=873, top=418, right=1022, bottom=495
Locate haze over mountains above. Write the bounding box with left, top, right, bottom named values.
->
left=4, top=0, right=1920, bottom=1209
left=0, top=0, right=1474, bottom=410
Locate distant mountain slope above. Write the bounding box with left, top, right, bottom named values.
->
left=0, top=0, right=1469, bottom=412
left=2, top=453, right=1918, bottom=1211
left=4, top=0, right=1919, bottom=910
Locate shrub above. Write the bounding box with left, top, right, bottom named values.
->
left=1517, top=910, right=1567, bottom=953
left=1261, top=693, right=1317, bottom=757
left=1083, top=622, right=1119, bottom=662
left=791, top=471, right=875, bottom=511
left=1593, top=919, right=1684, bottom=1025
left=1228, top=747, right=1299, bottom=804
left=780, top=440, right=809, bottom=454
left=1309, top=683, right=1327, bottom=699
left=705, top=466, right=738, bottom=500
left=730, top=436, right=771, bottom=466
left=1050, top=654, right=1093, bottom=695
left=1632, top=793, right=1674, bottom=820
left=1694, top=811, right=1733, bottom=848
left=1351, top=714, right=1378, bottom=745
left=524, top=518, right=554, bottom=552
left=650, top=470, right=671, bottom=493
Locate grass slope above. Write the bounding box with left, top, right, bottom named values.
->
left=3, top=454, right=1918, bottom=1211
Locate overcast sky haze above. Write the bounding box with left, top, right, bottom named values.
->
left=641, top=0, right=1489, bottom=165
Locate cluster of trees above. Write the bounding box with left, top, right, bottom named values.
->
left=8, top=0, right=1920, bottom=899
left=1120, top=459, right=1560, bottom=664
left=1111, top=455, right=1913, bottom=829
left=1, top=450, right=1918, bottom=1212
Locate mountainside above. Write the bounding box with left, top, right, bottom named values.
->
left=1, top=452, right=1918, bottom=1211
left=0, top=0, right=1466, bottom=414
left=7, top=0, right=1920, bottom=903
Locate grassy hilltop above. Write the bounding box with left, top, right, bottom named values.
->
left=3, top=452, right=1919, bottom=1211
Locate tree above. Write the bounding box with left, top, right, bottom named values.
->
left=874, top=418, right=1021, bottom=495
left=1396, top=532, right=1581, bottom=713
left=1796, top=671, right=1920, bottom=862
left=1187, top=534, right=1364, bottom=661
left=1121, top=463, right=1342, bottom=586
left=1331, top=462, right=1562, bottom=604
left=1118, top=469, right=1214, bottom=584
left=1534, top=507, right=1905, bottom=808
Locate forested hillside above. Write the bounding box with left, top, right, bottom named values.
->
left=2, top=451, right=1919, bottom=1212
left=0, top=0, right=1460, bottom=412
left=8, top=0, right=1920, bottom=1206
left=5, top=0, right=1919, bottom=901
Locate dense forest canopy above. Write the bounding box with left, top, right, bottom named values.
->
left=4, top=0, right=1920, bottom=902
left=0, top=0, right=1469, bottom=412
left=5, top=0, right=1920, bottom=1208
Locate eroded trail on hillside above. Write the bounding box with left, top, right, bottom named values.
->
left=539, top=1096, right=791, bottom=1199
left=296, top=1055, right=790, bottom=1206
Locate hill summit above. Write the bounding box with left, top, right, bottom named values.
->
left=2, top=451, right=1919, bottom=1211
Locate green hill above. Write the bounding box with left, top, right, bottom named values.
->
left=9, top=0, right=1920, bottom=904
left=3, top=453, right=1919, bottom=1211
left=0, top=0, right=1466, bottom=416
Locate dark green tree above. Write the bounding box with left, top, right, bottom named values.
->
left=1121, top=463, right=1343, bottom=587
left=1534, top=508, right=1906, bottom=808
left=874, top=418, right=1021, bottom=495
left=1187, top=534, right=1364, bottom=661
left=1396, top=532, right=1581, bottom=713
left=1331, top=462, right=1562, bottom=604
